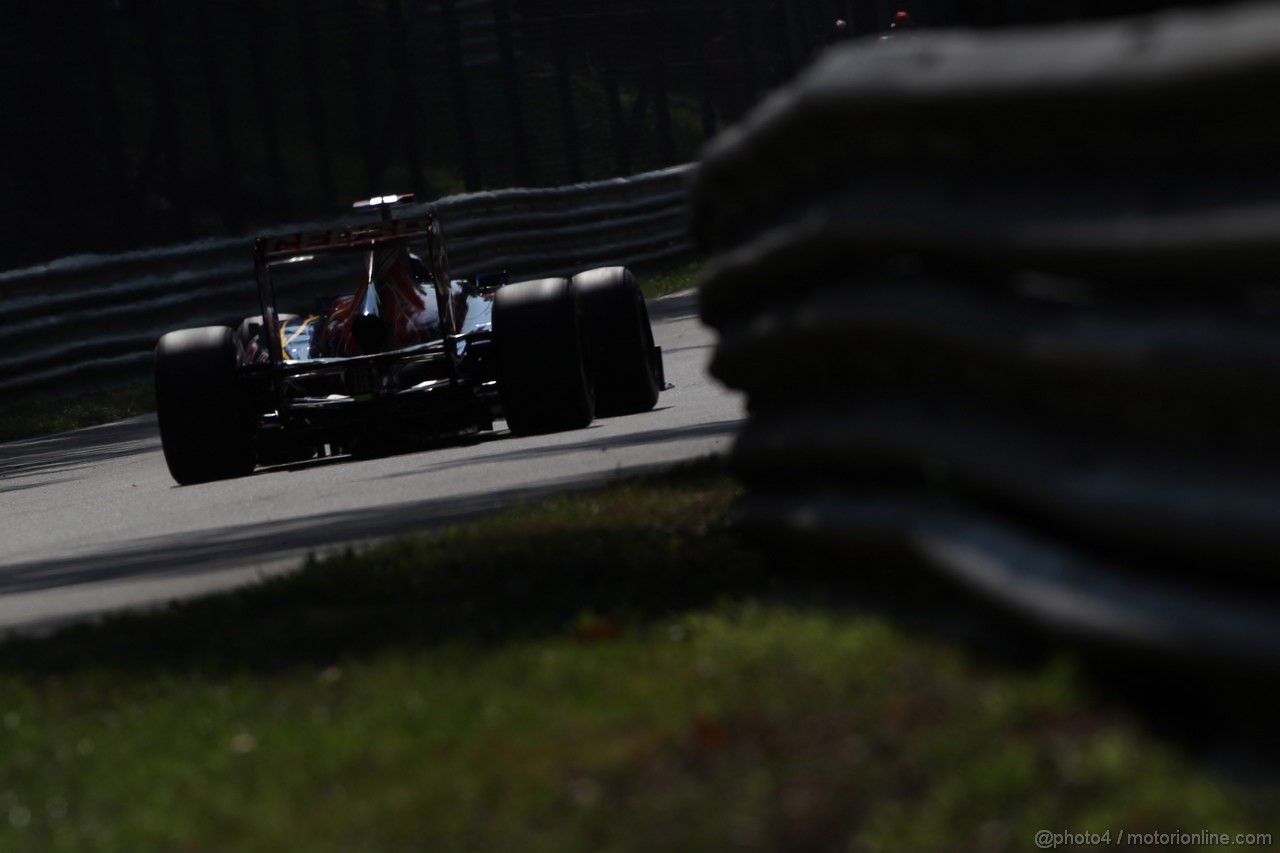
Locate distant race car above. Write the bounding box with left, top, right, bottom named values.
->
left=154, top=194, right=664, bottom=485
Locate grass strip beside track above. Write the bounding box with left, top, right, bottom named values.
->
left=0, top=460, right=1275, bottom=851
left=0, top=381, right=154, bottom=445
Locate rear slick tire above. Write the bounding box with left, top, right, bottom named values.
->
left=573, top=266, right=662, bottom=416
left=155, top=326, right=257, bottom=485
left=493, top=277, right=594, bottom=435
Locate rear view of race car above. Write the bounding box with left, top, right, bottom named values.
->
left=153, top=196, right=664, bottom=485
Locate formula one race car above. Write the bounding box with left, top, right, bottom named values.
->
left=154, top=194, right=664, bottom=485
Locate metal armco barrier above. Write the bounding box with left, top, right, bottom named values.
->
left=692, top=3, right=1280, bottom=671
left=0, top=165, right=694, bottom=401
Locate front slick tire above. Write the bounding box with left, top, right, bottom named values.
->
left=494, top=277, right=594, bottom=436
left=573, top=266, right=662, bottom=416
left=155, top=326, right=256, bottom=485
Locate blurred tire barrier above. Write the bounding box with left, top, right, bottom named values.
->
left=692, top=3, right=1280, bottom=672
left=0, top=165, right=693, bottom=401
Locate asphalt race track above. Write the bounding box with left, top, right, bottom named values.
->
left=0, top=290, right=744, bottom=634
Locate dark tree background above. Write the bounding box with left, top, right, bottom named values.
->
left=0, top=0, right=1238, bottom=269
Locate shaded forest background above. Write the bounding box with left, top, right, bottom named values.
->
left=0, top=0, right=1241, bottom=269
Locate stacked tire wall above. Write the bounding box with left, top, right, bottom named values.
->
left=0, top=165, right=693, bottom=403
left=692, top=2, right=1280, bottom=673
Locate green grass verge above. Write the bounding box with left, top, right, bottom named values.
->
left=0, top=461, right=1274, bottom=851
left=636, top=257, right=704, bottom=300
left=0, top=381, right=154, bottom=445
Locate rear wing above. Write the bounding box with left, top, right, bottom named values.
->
left=255, top=194, right=432, bottom=265
left=255, top=214, right=436, bottom=265
left=252, top=196, right=455, bottom=369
